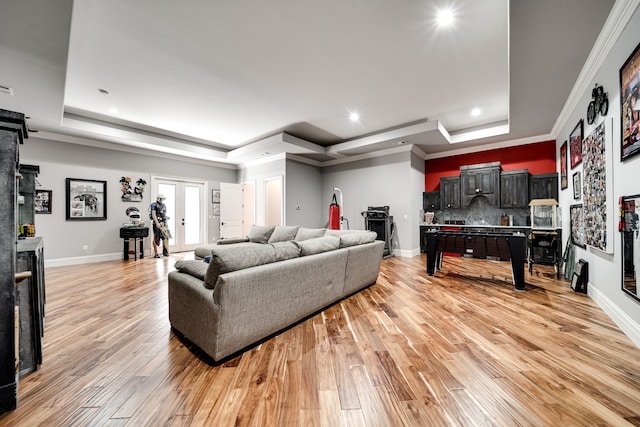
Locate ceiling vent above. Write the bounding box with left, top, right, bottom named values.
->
left=0, top=85, right=14, bottom=96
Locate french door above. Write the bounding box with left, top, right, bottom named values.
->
left=152, top=177, right=206, bottom=253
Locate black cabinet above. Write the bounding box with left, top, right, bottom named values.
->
left=440, top=176, right=460, bottom=209
left=530, top=173, right=558, bottom=201
left=423, top=191, right=440, bottom=211
left=460, top=162, right=501, bottom=206
left=500, top=169, right=529, bottom=208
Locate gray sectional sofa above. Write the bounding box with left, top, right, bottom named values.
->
left=168, top=225, right=385, bottom=362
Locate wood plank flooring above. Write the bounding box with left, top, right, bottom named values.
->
left=2, top=253, right=640, bottom=426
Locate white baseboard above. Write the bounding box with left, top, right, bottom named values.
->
left=45, top=252, right=122, bottom=267
left=589, top=283, right=640, bottom=349
left=395, top=247, right=421, bottom=257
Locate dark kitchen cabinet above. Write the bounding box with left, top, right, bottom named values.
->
left=530, top=173, right=558, bottom=201
left=423, top=191, right=440, bottom=211
left=460, top=162, right=501, bottom=206
left=440, top=176, right=461, bottom=209
left=500, top=169, right=530, bottom=208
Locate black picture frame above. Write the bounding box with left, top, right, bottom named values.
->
left=572, top=171, right=581, bottom=200
left=570, top=119, right=584, bottom=168
left=560, top=141, right=568, bottom=190
left=65, top=178, right=107, bottom=220
left=571, top=259, right=588, bottom=293
left=212, top=189, right=220, bottom=203
left=620, top=40, right=640, bottom=162
left=570, top=203, right=586, bottom=249
left=34, top=189, right=52, bottom=214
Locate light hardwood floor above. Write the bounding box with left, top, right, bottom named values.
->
left=2, top=253, right=640, bottom=426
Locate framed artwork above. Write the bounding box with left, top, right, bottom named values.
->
left=560, top=141, right=568, bottom=190
left=66, top=178, right=107, bottom=220
left=570, top=119, right=584, bottom=168
left=573, top=172, right=581, bottom=200
left=620, top=40, right=640, bottom=161
left=569, top=204, right=586, bottom=248
left=571, top=259, right=588, bottom=293
left=212, top=189, right=220, bottom=203
left=34, top=190, right=52, bottom=214
left=582, top=122, right=607, bottom=251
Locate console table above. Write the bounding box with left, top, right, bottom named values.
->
left=424, top=230, right=528, bottom=291
left=119, top=226, right=149, bottom=260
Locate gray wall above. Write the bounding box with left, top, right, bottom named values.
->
left=285, top=159, right=324, bottom=228
left=556, top=5, right=640, bottom=347
left=20, top=137, right=236, bottom=264
left=322, top=149, right=424, bottom=256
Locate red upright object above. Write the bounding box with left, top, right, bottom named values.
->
left=329, top=194, right=340, bottom=230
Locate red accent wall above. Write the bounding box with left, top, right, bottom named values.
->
left=424, top=140, right=556, bottom=191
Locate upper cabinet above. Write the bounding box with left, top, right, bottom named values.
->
left=423, top=191, right=440, bottom=211
left=530, top=173, right=558, bottom=201
left=440, top=176, right=461, bottom=209
left=500, top=169, right=529, bottom=208
left=460, top=162, right=501, bottom=206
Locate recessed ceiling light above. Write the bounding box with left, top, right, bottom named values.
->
left=471, top=108, right=482, bottom=117
left=350, top=112, right=360, bottom=122
left=108, top=107, right=118, bottom=114
left=437, top=9, right=454, bottom=27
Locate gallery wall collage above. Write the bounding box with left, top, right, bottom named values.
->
left=565, top=39, right=640, bottom=254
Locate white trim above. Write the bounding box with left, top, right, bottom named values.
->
left=45, top=252, right=122, bottom=267
left=589, top=283, right=640, bottom=348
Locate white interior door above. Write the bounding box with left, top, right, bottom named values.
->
left=154, top=178, right=205, bottom=252
left=220, top=182, right=243, bottom=238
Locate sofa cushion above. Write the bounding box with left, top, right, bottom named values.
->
left=295, top=227, right=326, bottom=241
left=248, top=225, right=275, bottom=243
left=268, top=225, right=300, bottom=243
left=296, top=235, right=340, bottom=256
left=204, top=242, right=278, bottom=289
left=325, top=230, right=378, bottom=248
left=271, top=241, right=302, bottom=261
left=174, top=260, right=209, bottom=281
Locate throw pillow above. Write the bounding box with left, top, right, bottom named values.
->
left=268, top=225, right=300, bottom=243
left=294, top=227, right=326, bottom=242
left=248, top=225, right=275, bottom=244
left=296, top=235, right=340, bottom=256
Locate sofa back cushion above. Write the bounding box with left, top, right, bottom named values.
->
left=295, top=227, right=326, bottom=241
left=248, top=225, right=275, bottom=243
left=296, top=235, right=340, bottom=256
left=268, top=225, right=300, bottom=243
left=174, top=260, right=209, bottom=281
left=325, top=230, right=378, bottom=248
left=203, top=241, right=301, bottom=288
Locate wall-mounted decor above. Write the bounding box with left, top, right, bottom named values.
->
left=560, top=141, right=568, bottom=190
left=119, top=177, right=146, bottom=202
left=34, top=190, right=52, bottom=214
left=572, top=172, right=581, bottom=200
left=586, top=84, right=608, bottom=125
left=620, top=194, right=640, bottom=302
left=66, top=178, right=107, bottom=220
left=570, top=203, right=586, bottom=249
left=620, top=40, right=640, bottom=162
left=570, top=119, right=583, bottom=168
left=212, top=189, right=220, bottom=203
left=582, top=121, right=607, bottom=250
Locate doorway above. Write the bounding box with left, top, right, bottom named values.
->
left=152, top=177, right=206, bottom=253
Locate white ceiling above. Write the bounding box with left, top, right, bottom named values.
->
left=0, top=0, right=618, bottom=166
